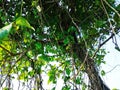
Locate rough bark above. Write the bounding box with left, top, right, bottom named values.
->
left=85, top=58, right=110, bottom=90
left=72, top=43, right=110, bottom=90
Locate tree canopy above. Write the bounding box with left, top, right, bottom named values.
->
left=0, top=0, right=120, bottom=90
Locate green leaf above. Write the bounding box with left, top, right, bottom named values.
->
left=48, top=74, right=56, bottom=84
left=62, top=86, right=70, bottom=90
left=28, top=71, right=35, bottom=77
left=66, top=68, right=71, bottom=75
left=2, top=87, right=9, bottom=90
left=82, top=83, right=87, bottom=90
left=115, top=46, right=120, bottom=52
left=52, top=87, right=55, bottom=90
left=95, top=20, right=106, bottom=28
left=27, top=50, right=34, bottom=58
left=90, top=29, right=97, bottom=35
left=32, top=1, right=38, bottom=6
left=47, top=69, right=56, bottom=84
left=64, top=76, right=70, bottom=82
left=0, top=23, right=13, bottom=40
left=75, top=77, right=81, bottom=84
left=35, top=42, right=42, bottom=50
left=68, top=26, right=76, bottom=33
left=101, top=70, right=106, bottom=76
left=16, top=17, right=35, bottom=30
left=63, top=37, right=69, bottom=45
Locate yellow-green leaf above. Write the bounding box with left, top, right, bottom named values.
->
left=16, top=17, right=35, bottom=30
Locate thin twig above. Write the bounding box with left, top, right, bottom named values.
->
left=92, top=0, right=120, bottom=59
left=20, top=0, right=23, bottom=16
left=65, top=10, right=80, bottom=33
left=65, top=9, right=88, bottom=51
left=68, top=81, right=78, bottom=89
left=92, top=33, right=114, bottom=59
left=65, top=8, right=89, bottom=79
left=92, top=27, right=120, bottom=59
left=106, top=64, right=120, bottom=73
left=101, top=0, right=116, bottom=35
left=0, top=45, right=22, bottom=56
left=71, top=51, right=89, bottom=80
left=103, top=0, right=120, bottom=17
left=0, top=51, right=26, bottom=87
left=44, top=0, right=60, bottom=4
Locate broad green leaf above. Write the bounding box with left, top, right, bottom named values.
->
left=48, top=72, right=56, bottom=84
left=16, top=17, right=35, bottom=30
left=0, top=23, right=12, bottom=40
left=35, top=42, right=42, bottom=50
left=66, top=68, right=71, bottom=75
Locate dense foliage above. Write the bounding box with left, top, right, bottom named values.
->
left=0, top=0, right=120, bottom=90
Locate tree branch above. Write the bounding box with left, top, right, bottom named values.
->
left=0, top=45, right=22, bottom=56
left=92, top=33, right=114, bottom=59
left=106, top=64, right=120, bottom=74
left=0, top=51, right=26, bottom=87
left=103, top=0, right=120, bottom=17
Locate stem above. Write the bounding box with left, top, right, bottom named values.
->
left=20, top=0, right=23, bottom=16
left=103, top=0, right=120, bottom=17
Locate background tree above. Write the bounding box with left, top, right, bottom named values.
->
left=0, top=0, right=120, bottom=90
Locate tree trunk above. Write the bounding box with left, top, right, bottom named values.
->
left=85, top=58, right=110, bottom=90
left=72, top=43, right=110, bottom=90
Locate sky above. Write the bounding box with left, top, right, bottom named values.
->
left=102, top=35, right=120, bottom=89
left=102, top=0, right=120, bottom=89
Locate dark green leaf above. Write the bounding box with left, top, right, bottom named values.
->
left=63, top=37, right=70, bottom=45
left=52, top=87, right=56, bottom=90
left=64, top=76, right=70, bottom=82
left=62, top=85, right=70, bottom=90
left=68, top=26, right=76, bottom=33
left=75, top=77, right=81, bottom=84
left=115, top=46, right=120, bottom=52
left=66, top=68, right=71, bottom=76
left=95, top=20, right=106, bottom=28
left=35, top=42, right=42, bottom=50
